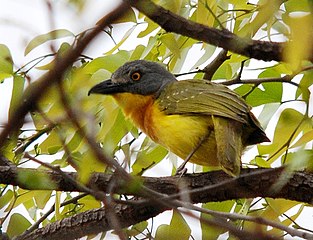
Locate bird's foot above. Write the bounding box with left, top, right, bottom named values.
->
left=175, top=164, right=188, bottom=177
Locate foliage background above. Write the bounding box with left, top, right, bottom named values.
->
left=0, top=0, right=313, bottom=239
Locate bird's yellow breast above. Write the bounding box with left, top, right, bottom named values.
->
left=113, top=93, right=219, bottom=167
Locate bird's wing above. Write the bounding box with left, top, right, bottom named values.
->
left=157, top=79, right=250, bottom=124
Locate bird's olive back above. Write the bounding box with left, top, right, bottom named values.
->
left=111, top=60, right=177, bottom=96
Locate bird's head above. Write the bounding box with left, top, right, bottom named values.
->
left=88, top=60, right=177, bottom=97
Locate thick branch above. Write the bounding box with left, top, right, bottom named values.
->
left=127, top=0, right=313, bottom=62
left=16, top=201, right=166, bottom=240
left=2, top=166, right=313, bottom=204
left=10, top=166, right=313, bottom=240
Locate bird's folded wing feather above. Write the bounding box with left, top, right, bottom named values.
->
left=158, top=80, right=250, bottom=124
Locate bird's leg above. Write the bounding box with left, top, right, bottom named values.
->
left=175, top=130, right=212, bottom=176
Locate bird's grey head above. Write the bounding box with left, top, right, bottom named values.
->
left=88, top=60, right=177, bottom=97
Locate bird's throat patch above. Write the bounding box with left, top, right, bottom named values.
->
left=112, top=93, right=155, bottom=132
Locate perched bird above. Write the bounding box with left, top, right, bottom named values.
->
left=89, top=60, right=269, bottom=176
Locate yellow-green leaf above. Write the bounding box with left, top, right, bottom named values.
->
left=126, top=221, right=148, bottom=237
left=78, top=150, right=106, bottom=184
left=25, top=29, right=74, bottom=55
left=34, top=190, right=52, bottom=209
left=159, top=33, right=181, bottom=58
left=0, top=44, right=13, bottom=80
left=155, top=210, right=191, bottom=240
left=132, top=143, right=168, bottom=175
left=17, top=170, right=56, bottom=190
left=196, top=0, right=217, bottom=27
left=283, top=14, right=313, bottom=71
left=38, top=129, right=62, bottom=155
left=158, top=0, right=183, bottom=14
left=0, top=189, right=13, bottom=208
left=7, top=213, right=31, bottom=237
left=78, top=195, right=101, bottom=210
left=84, top=50, right=130, bottom=74
left=201, top=201, right=235, bottom=239
left=291, top=129, right=313, bottom=148
left=258, top=108, right=304, bottom=163
left=105, top=26, right=136, bottom=55
left=9, top=75, right=25, bottom=121
left=138, top=18, right=159, bottom=38
left=238, top=0, right=280, bottom=37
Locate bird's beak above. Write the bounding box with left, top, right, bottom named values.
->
left=88, top=79, right=124, bottom=96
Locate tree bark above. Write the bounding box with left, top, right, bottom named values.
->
left=127, top=0, right=313, bottom=62
left=7, top=166, right=312, bottom=240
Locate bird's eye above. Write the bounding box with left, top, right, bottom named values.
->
left=131, top=72, right=141, bottom=81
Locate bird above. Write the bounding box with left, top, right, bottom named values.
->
left=88, top=60, right=270, bottom=176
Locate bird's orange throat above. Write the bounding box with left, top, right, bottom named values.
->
left=112, top=93, right=156, bottom=137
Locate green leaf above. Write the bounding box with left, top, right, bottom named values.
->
left=17, top=170, right=57, bottom=190
left=38, top=129, right=62, bottom=155
left=36, top=42, right=71, bottom=70
left=24, top=29, right=74, bottom=55
left=137, top=18, right=159, bottom=38
left=78, top=195, right=101, bottom=210
left=201, top=201, right=235, bottom=239
left=190, top=44, right=216, bottom=70
left=258, top=108, right=304, bottom=162
left=130, top=45, right=146, bottom=60
left=257, top=103, right=280, bottom=129
left=67, top=131, right=83, bottom=152
left=108, top=8, right=137, bottom=24
left=55, top=191, right=61, bottom=220
left=238, top=0, right=280, bottom=37
left=33, top=190, right=52, bottom=209
left=236, top=82, right=282, bottom=107
left=283, top=14, right=313, bottom=71
left=9, top=75, right=25, bottom=121
left=196, top=0, right=217, bottom=27
left=105, top=25, right=136, bottom=55
left=266, top=199, right=299, bottom=218
left=255, top=156, right=271, bottom=168
left=297, top=71, right=313, bottom=100
left=78, top=150, right=106, bottom=184
left=155, top=211, right=191, bottom=240
left=291, top=129, right=313, bottom=148
left=281, top=203, right=305, bottom=227
left=159, top=33, right=181, bottom=58
left=125, top=221, right=148, bottom=237
left=0, top=189, right=13, bottom=209
left=212, top=62, right=232, bottom=80
left=7, top=213, right=31, bottom=237
left=282, top=149, right=313, bottom=169
left=158, top=0, right=183, bottom=14
left=84, top=50, right=130, bottom=74
left=141, top=36, right=158, bottom=59
left=0, top=44, right=13, bottom=80
left=102, top=109, right=132, bottom=155
left=284, top=0, right=311, bottom=13
left=132, top=143, right=168, bottom=175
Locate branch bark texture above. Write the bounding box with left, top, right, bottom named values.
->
left=127, top=0, right=313, bottom=62
left=6, top=166, right=312, bottom=239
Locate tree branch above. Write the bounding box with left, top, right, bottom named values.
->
left=127, top=0, right=313, bottom=62
left=203, top=49, right=230, bottom=80
left=2, top=165, right=313, bottom=204
left=8, top=166, right=313, bottom=240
